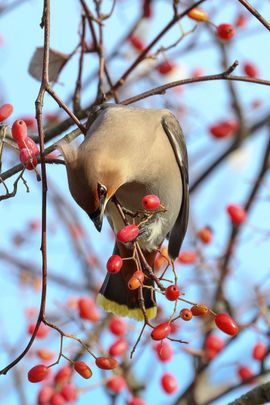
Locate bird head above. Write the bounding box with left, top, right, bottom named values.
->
left=57, top=139, right=125, bottom=232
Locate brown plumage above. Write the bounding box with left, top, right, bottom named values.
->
left=57, top=104, right=189, bottom=320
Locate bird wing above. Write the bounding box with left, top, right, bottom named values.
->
left=161, top=113, right=189, bottom=259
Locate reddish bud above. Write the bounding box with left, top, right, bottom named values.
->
left=216, top=23, right=236, bottom=41
left=128, top=398, right=148, bottom=405
left=156, top=61, right=175, bottom=75
left=37, top=349, right=55, bottom=361
left=129, top=35, right=144, bottom=52
left=95, top=357, right=118, bottom=370
left=191, top=304, right=209, bottom=316
left=160, top=372, right=178, bottom=394
left=27, top=322, right=49, bottom=339
left=128, top=270, right=145, bottom=290
left=109, top=317, right=127, bottom=336
left=187, top=8, right=208, bottom=22
left=117, top=224, right=139, bottom=243
left=205, top=335, right=224, bottom=353
left=243, top=62, right=258, bottom=78
left=197, top=227, right=212, bottom=244
left=49, top=393, right=66, bottom=405
left=109, top=338, right=129, bottom=356
left=106, top=255, right=123, bottom=274
left=0, top=103, right=13, bottom=122
left=28, top=364, right=48, bottom=383
left=38, top=386, right=54, bottom=404
left=54, top=365, right=73, bottom=385
left=155, top=341, right=173, bottom=362
left=20, top=116, right=36, bottom=129
left=227, top=204, right=247, bottom=225
left=74, top=361, right=92, bottom=379
left=107, top=375, right=126, bottom=393
left=12, top=119, right=28, bottom=143
left=60, top=383, right=77, bottom=402
left=78, top=297, right=100, bottom=321
left=151, top=322, right=171, bottom=341
left=235, top=13, right=248, bottom=28
left=180, top=308, right=193, bottom=321
left=237, top=365, right=254, bottom=382
left=178, top=251, right=197, bottom=264
left=252, top=342, right=267, bottom=361
left=165, top=285, right=180, bottom=301
left=142, top=194, right=160, bottom=210
left=215, top=313, right=239, bottom=336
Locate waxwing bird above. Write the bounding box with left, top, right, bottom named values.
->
left=58, top=104, right=189, bottom=321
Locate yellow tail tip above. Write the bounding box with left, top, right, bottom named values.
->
left=96, top=294, right=157, bottom=321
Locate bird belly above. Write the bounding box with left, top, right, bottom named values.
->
left=106, top=181, right=177, bottom=252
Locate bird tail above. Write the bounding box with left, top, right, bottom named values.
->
left=97, top=243, right=157, bottom=321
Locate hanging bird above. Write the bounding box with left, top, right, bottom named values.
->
left=57, top=104, right=189, bottom=320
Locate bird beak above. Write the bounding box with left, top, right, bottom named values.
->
left=88, top=183, right=108, bottom=232
left=89, top=208, right=104, bottom=232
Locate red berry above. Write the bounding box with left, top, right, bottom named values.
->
left=54, top=365, right=72, bottom=385
left=27, top=322, right=49, bottom=338
left=209, top=120, right=239, bottom=139
left=49, top=393, right=66, bottom=405
left=187, top=8, right=208, bottom=22
left=129, top=35, right=144, bottom=52
left=20, top=148, right=38, bottom=170
left=107, top=375, right=126, bottom=393
left=109, top=338, right=128, bottom=356
left=19, top=136, right=39, bottom=154
left=60, top=383, right=77, bottom=402
left=191, top=304, right=209, bottom=316
left=95, top=357, right=118, bottom=370
left=117, top=224, right=139, bottom=243
left=12, top=119, right=28, bottom=143
left=160, top=372, right=178, bottom=394
left=215, top=313, right=239, bottom=336
left=109, top=317, right=127, bottom=336
left=227, top=204, right=247, bottom=225
left=237, top=365, right=254, bottom=382
left=0, top=103, right=13, bottom=122
left=165, top=285, right=180, bottom=301
left=143, top=0, right=152, bottom=18
left=216, top=23, right=236, bottom=41
left=128, top=270, right=145, bottom=290
left=151, top=322, right=172, bottom=341
left=205, top=335, right=224, bottom=353
left=252, top=342, right=267, bottom=361
left=106, top=255, right=123, bottom=274
left=142, top=194, right=160, bottom=210
left=180, top=308, right=193, bottom=321
left=243, top=62, right=258, bottom=78
left=78, top=296, right=100, bottom=321
left=38, top=385, right=54, bottom=404
left=197, top=227, right=212, bottom=244
left=178, top=251, right=197, bottom=264
left=155, top=341, right=173, bottom=362
left=128, top=398, right=147, bottom=405
left=28, top=364, right=48, bottom=383
left=74, top=361, right=92, bottom=379
left=156, top=61, right=175, bottom=75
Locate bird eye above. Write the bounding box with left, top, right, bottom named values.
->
left=98, top=183, right=107, bottom=198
